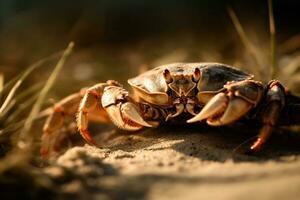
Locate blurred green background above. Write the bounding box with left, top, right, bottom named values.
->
left=0, top=0, right=300, bottom=97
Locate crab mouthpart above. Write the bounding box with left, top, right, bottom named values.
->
left=166, top=104, right=184, bottom=121
left=105, top=102, right=152, bottom=131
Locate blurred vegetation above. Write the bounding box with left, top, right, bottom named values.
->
left=0, top=1, right=300, bottom=93
left=0, top=42, right=73, bottom=187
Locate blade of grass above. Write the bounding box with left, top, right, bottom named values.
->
left=5, top=94, right=39, bottom=124
left=227, top=6, right=264, bottom=79
left=0, top=51, right=62, bottom=112
left=0, top=96, right=51, bottom=137
left=13, top=82, right=44, bottom=102
left=0, top=80, right=22, bottom=114
left=0, top=73, right=4, bottom=102
left=19, top=42, right=74, bottom=148
left=0, top=42, right=74, bottom=172
left=268, top=0, right=277, bottom=79
left=287, top=73, right=300, bottom=89
left=0, top=121, right=24, bottom=139
left=0, top=83, right=44, bottom=119
left=0, top=74, right=21, bottom=97
left=0, top=73, right=4, bottom=99
left=283, top=52, right=300, bottom=75
left=280, top=34, right=300, bottom=54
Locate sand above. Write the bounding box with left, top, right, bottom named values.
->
left=44, top=124, right=300, bottom=200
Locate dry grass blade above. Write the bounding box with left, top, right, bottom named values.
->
left=0, top=83, right=44, bottom=119
left=0, top=74, right=3, bottom=101
left=268, top=0, right=277, bottom=79
left=13, top=82, right=44, bottom=101
left=287, top=73, right=300, bottom=90
left=227, top=6, right=264, bottom=79
left=0, top=121, right=24, bottom=140
left=280, top=34, right=300, bottom=54
left=0, top=42, right=74, bottom=172
left=0, top=80, right=22, bottom=114
left=5, top=94, right=39, bottom=124
left=19, top=42, right=74, bottom=147
left=281, top=52, right=300, bottom=78
left=0, top=73, right=4, bottom=95
left=0, top=74, right=21, bottom=97
left=0, top=52, right=61, bottom=116
left=1, top=90, right=45, bottom=137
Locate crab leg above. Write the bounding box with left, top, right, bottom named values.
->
left=41, top=92, right=84, bottom=156
left=250, top=81, right=285, bottom=152
left=278, top=93, right=300, bottom=126
left=77, top=83, right=112, bottom=146
left=41, top=82, right=116, bottom=157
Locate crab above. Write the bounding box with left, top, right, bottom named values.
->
left=41, top=62, right=300, bottom=157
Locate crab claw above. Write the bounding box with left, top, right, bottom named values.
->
left=207, top=97, right=252, bottom=126
left=187, top=93, right=228, bottom=123
left=187, top=92, right=252, bottom=126
left=102, top=86, right=152, bottom=131
left=105, top=102, right=152, bottom=130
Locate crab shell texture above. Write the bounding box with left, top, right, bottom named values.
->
left=128, top=63, right=254, bottom=106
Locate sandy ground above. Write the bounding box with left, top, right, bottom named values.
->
left=43, top=124, right=300, bottom=200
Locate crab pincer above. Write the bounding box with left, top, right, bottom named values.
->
left=101, top=86, right=152, bottom=130
left=77, top=84, right=152, bottom=147
left=187, top=80, right=263, bottom=126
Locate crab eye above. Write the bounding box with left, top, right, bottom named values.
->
left=192, top=68, right=201, bottom=82
left=163, top=69, right=173, bottom=83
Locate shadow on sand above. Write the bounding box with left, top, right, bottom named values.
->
left=88, top=123, right=300, bottom=163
